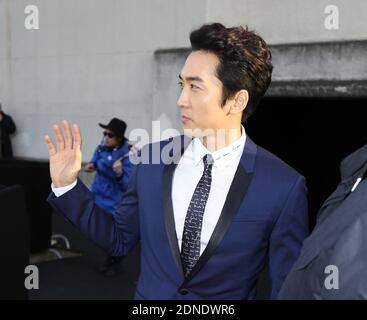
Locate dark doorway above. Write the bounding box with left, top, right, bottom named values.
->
left=245, top=97, right=367, bottom=230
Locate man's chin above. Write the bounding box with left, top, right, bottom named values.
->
left=183, top=129, right=194, bottom=138
left=183, top=127, right=205, bottom=138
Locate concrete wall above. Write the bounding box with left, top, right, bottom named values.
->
left=207, top=0, right=367, bottom=44
left=0, top=0, right=207, bottom=159
left=1, top=0, right=365, bottom=159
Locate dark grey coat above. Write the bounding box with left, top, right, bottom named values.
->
left=0, top=112, right=16, bottom=158
left=278, top=144, right=367, bottom=299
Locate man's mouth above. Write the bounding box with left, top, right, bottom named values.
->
left=181, top=115, right=191, bottom=122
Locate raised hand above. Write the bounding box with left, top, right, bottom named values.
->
left=44, top=120, right=82, bottom=187
left=84, top=162, right=96, bottom=172
left=112, top=157, right=123, bottom=176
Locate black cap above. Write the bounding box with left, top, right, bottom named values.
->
left=98, top=118, right=127, bottom=138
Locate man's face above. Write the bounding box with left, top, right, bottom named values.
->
left=177, top=50, right=229, bottom=137
left=103, top=129, right=120, bottom=148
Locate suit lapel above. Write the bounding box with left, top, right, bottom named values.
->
left=318, top=161, right=367, bottom=217
left=321, top=144, right=367, bottom=211
left=162, top=135, right=192, bottom=277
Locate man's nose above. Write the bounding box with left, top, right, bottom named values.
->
left=177, top=88, right=189, bottom=109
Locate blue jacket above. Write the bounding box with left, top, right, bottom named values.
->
left=48, top=135, right=309, bottom=299
left=90, top=139, right=133, bottom=213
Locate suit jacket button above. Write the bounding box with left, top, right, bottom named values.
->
left=179, top=288, right=189, bottom=295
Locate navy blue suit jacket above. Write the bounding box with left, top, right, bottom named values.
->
left=48, top=135, right=309, bottom=299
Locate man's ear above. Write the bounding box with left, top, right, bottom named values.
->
left=229, top=90, right=249, bottom=115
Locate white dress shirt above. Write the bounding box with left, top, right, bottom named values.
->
left=52, top=180, right=77, bottom=197
left=52, top=127, right=247, bottom=256
left=172, top=127, right=246, bottom=255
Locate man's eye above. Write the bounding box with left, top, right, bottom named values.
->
left=190, top=84, right=200, bottom=90
left=178, top=82, right=184, bottom=89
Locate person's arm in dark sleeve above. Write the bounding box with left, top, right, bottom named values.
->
left=268, top=176, right=309, bottom=299
left=47, top=163, right=140, bottom=256
left=0, top=113, right=16, bottom=134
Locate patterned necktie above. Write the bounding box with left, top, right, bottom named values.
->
left=181, top=154, right=214, bottom=278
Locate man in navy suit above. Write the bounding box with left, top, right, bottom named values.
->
left=45, top=23, right=309, bottom=299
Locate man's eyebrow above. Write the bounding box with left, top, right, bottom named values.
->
left=178, top=74, right=204, bottom=82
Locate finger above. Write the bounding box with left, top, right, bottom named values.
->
left=72, top=123, right=82, bottom=150
left=44, top=135, right=56, bottom=157
left=63, top=120, right=72, bottom=149
left=53, top=124, right=65, bottom=151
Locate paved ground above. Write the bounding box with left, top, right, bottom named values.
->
left=29, top=210, right=140, bottom=300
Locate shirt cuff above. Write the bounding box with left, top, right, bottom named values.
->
left=51, top=180, right=78, bottom=197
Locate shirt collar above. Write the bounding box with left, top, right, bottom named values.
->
left=191, top=126, right=246, bottom=171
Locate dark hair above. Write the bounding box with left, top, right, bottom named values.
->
left=190, top=23, right=273, bottom=122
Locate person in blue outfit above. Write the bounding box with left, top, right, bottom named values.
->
left=84, top=117, right=133, bottom=276
left=85, top=118, right=133, bottom=213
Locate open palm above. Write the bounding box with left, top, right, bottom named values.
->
left=44, top=120, right=82, bottom=188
